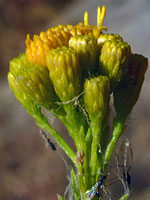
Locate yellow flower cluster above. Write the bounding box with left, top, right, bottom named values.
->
left=8, top=5, right=148, bottom=199
left=25, top=5, right=107, bottom=67
left=8, top=4, right=148, bottom=123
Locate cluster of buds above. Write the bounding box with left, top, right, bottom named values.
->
left=8, top=4, right=148, bottom=200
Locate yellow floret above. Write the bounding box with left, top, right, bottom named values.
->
left=25, top=5, right=107, bottom=67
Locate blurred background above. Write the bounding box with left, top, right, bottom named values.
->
left=0, top=0, right=150, bottom=199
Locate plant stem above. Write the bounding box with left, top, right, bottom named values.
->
left=90, top=120, right=102, bottom=183
left=119, top=193, right=129, bottom=200
left=64, top=103, right=87, bottom=150
left=104, top=116, right=125, bottom=165
left=78, top=164, right=86, bottom=196
left=57, top=194, right=65, bottom=200
left=71, top=169, right=81, bottom=200
left=84, top=128, right=92, bottom=189
left=35, top=110, right=77, bottom=167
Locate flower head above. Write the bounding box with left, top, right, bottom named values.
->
left=84, top=75, right=110, bottom=121
left=99, top=40, right=131, bottom=89
left=9, top=54, right=58, bottom=110
left=8, top=4, right=148, bottom=128
left=46, top=46, right=80, bottom=102
left=114, top=54, right=148, bottom=118
left=25, top=5, right=107, bottom=67
left=8, top=68, right=38, bottom=116
left=69, top=35, right=97, bottom=76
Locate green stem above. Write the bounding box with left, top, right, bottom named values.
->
left=84, top=128, right=92, bottom=189
left=76, top=126, right=87, bottom=197
left=119, top=193, right=129, bottom=200
left=90, top=120, right=102, bottom=182
left=57, top=194, right=65, bottom=200
left=71, top=169, right=81, bottom=200
left=78, top=164, right=86, bottom=196
left=104, top=116, right=125, bottom=165
left=60, top=117, right=79, bottom=148
left=34, top=110, right=77, bottom=167
left=64, top=104, right=87, bottom=150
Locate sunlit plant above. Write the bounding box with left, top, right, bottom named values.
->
left=8, top=4, right=148, bottom=200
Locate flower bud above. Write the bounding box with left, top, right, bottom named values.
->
left=99, top=40, right=131, bottom=88
left=9, top=54, right=58, bottom=109
left=69, top=35, right=97, bottom=75
left=97, top=33, right=122, bottom=50
left=114, top=54, right=148, bottom=118
left=8, top=72, right=37, bottom=115
left=46, top=46, right=81, bottom=102
left=84, top=75, right=110, bottom=121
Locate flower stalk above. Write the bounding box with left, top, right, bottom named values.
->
left=8, top=4, right=148, bottom=200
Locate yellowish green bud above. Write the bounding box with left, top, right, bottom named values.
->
left=114, top=54, right=148, bottom=118
left=46, top=46, right=80, bottom=102
left=8, top=71, right=38, bottom=115
left=99, top=40, right=131, bottom=88
left=84, top=75, right=110, bottom=121
left=69, top=35, right=97, bottom=75
left=97, top=33, right=122, bottom=50
left=9, top=54, right=58, bottom=109
left=9, top=53, right=29, bottom=76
